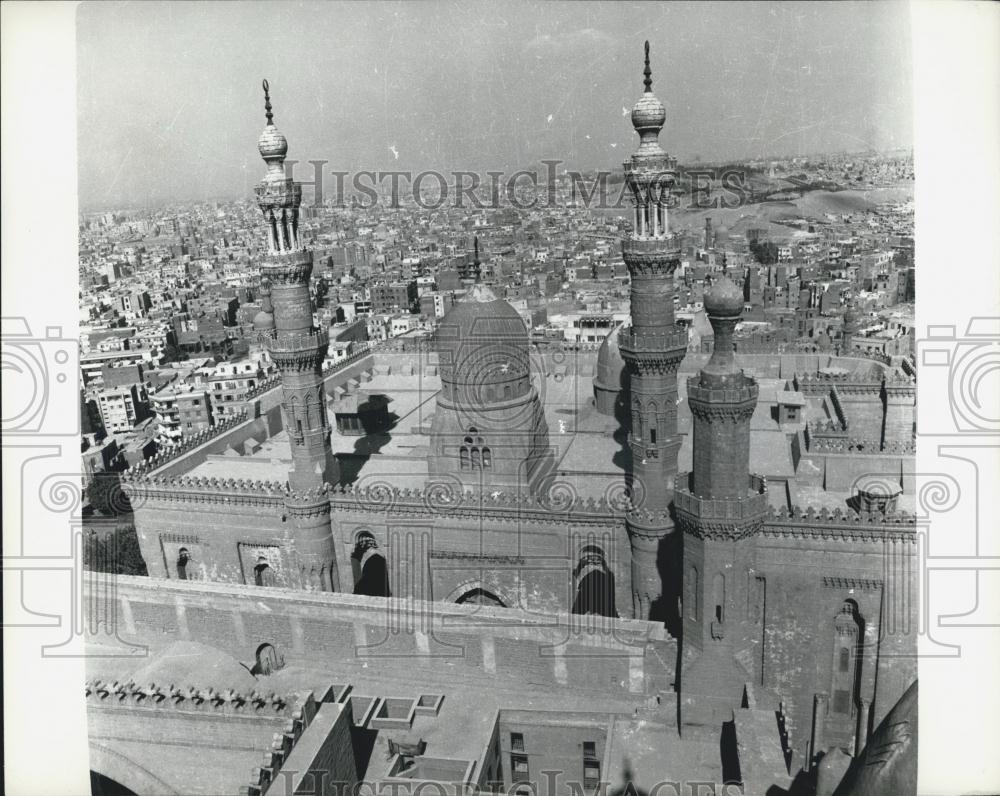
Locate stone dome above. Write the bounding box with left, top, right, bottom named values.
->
left=435, top=285, right=530, bottom=391
left=595, top=324, right=626, bottom=392
left=258, top=124, right=288, bottom=161
left=253, top=307, right=275, bottom=331
left=129, top=640, right=257, bottom=690
left=704, top=275, right=744, bottom=317
left=631, top=92, right=666, bottom=134
left=593, top=324, right=627, bottom=416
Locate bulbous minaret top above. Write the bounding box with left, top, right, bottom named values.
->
left=701, top=274, right=746, bottom=384
left=255, top=79, right=303, bottom=255
left=258, top=80, right=289, bottom=180
left=630, top=41, right=666, bottom=154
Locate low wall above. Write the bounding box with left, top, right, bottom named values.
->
left=86, top=575, right=675, bottom=700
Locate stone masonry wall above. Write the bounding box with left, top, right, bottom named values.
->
left=89, top=576, right=675, bottom=702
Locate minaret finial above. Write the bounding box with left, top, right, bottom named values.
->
left=262, top=79, right=274, bottom=125
left=643, top=41, right=652, bottom=92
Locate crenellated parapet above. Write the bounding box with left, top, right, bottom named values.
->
left=761, top=503, right=917, bottom=543
left=794, top=371, right=884, bottom=397
left=125, top=410, right=250, bottom=477
left=86, top=678, right=299, bottom=717
left=122, top=472, right=289, bottom=508
left=674, top=472, right=769, bottom=540
left=266, top=327, right=330, bottom=371
left=687, top=379, right=759, bottom=422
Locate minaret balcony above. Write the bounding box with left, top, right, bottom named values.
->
left=673, top=472, right=769, bottom=540
left=261, top=249, right=313, bottom=282
left=686, top=379, right=759, bottom=408
left=255, top=180, right=302, bottom=210
left=622, top=235, right=682, bottom=259
left=266, top=328, right=329, bottom=369
left=619, top=325, right=689, bottom=356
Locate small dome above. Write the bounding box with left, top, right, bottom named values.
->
left=129, top=640, right=257, bottom=690
left=258, top=124, right=288, bottom=161
left=253, top=308, right=275, bottom=331
left=631, top=93, right=666, bottom=134
left=704, top=275, right=744, bottom=316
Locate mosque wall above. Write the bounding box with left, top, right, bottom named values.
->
left=330, top=499, right=633, bottom=617
left=750, top=524, right=917, bottom=771
left=88, top=576, right=675, bottom=700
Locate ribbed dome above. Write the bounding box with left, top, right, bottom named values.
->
left=704, top=275, right=744, bottom=317
left=258, top=124, right=288, bottom=161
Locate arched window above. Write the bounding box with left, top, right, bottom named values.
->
left=456, top=587, right=506, bottom=607
left=460, top=446, right=470, bottom=469
left=352, top=533, right=390, bottom=598
left=688, top=566, right=699, bottom=620
left=471, top=448, right=481, bottom=468
left=482, top=447, right=492, bottom=468
left=254, top=557, right=273, bottom=587
left=176, top=548, right=189, bottom=580
left=504, top=385, right=511, bottom=399
left=713, top=573, right=725, bottom=623
left=650, top=428, right=657, bottom=444
left=572, top=546, right=617, bottom=618
left=839, top=647, right=850, bottom=673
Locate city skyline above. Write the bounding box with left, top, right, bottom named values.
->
left=78, top=1, right=913, bottom=210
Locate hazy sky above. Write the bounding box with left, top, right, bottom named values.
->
left=77, top=1, right=913, bottom=210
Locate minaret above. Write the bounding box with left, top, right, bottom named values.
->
left=674, top=274, right=769, bottom=729
left=841, top=296, right=859, bottom=354
left=462, top=236, right=482, bottom=286
left=619, top=42, right=687, bottom=620
left=255, top=80, right=340, bottom=591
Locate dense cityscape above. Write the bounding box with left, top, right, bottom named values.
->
left=79, top=149, right=914, bottom=511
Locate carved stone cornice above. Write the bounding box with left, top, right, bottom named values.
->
left=675, top=515, right=765, bottom=541
left=822, top=576, right=884, bottom=591
left=687, top=401, right=757, bottom=423
left=260, top=249, right=312, bottom=284
left=429, top=550, right=526, bottom=566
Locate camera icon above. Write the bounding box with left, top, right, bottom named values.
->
left=916, top=317, right=1000, bottom=435
left=1, top=316, right=79, bottom=436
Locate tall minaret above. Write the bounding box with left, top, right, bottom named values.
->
left=674, top=274, right=769, bottom=729
left=255, top=80, right=340, bottom=591
left=619, top=42, right=687, bottom=620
